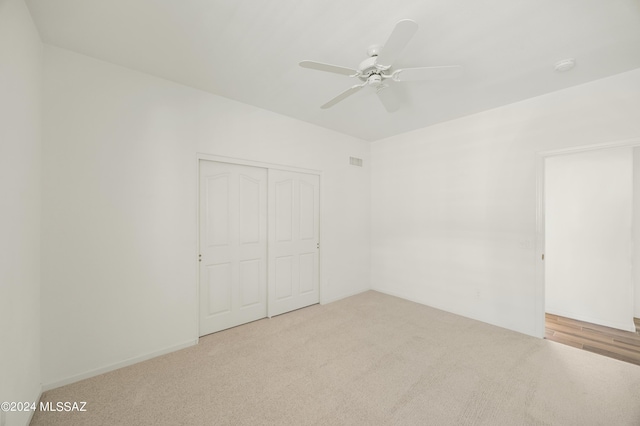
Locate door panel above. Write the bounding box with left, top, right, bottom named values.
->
left=299, top=181, right=315, bottom=240
left=299, top=253, right=315, bottom=294
left=239, top=175, right=261, bottom=244
left=206, top=175, right=230, bottom=246
left=275, top=256, right=294, bottom=300
left=207, top=263, right=231, bottom=316
left=199, top=161, right=267, bottom=336
left=269, top=170, right=320, bottom=316
left=239, top=259, right=261, bottom=307
left=275, top=180, right=294, bottom=242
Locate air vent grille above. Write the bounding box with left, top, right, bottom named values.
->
left=349, top=157, right=363, bottom=167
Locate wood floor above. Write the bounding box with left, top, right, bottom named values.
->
left=545, top=314, right=640, bottom=366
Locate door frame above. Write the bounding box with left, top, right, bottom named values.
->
left=535, top=136, right=640, bottom=338
left=196, top=153, right=323, bottom=338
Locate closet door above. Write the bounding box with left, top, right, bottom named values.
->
left=268, top=170, right=320, bottom=317
left=199, top=161, right=267, bottom=336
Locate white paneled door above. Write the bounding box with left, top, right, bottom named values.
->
left=268, top=170, right=320, bottom=317
left=199, top=161, right=268, bottom=336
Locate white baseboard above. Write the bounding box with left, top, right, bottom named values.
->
left=371, top=287, right=539, bottom=338
left=42, top=339, right=198, bottom=392
left=321, top=287, right=370, bottom=305
left=370, top=287, right=460, bottom=319
left=371, top=287, right=443, bottom=311
left=10, top=385, right=42, bottom=426
left=24, top=386, right=42, bottom=426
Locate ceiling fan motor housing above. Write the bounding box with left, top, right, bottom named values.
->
left=358, top=56, right=389, bottom=83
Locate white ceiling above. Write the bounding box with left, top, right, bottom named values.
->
left=25, top=0, right=640, bottom=141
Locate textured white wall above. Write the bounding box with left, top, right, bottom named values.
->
left=371, top=68, right=640, bottom=337
left=42, top=46, right=371, bottom=388
left=0, top=0, right=42, bottom=424
left=545, top=148, right=634, bottom=331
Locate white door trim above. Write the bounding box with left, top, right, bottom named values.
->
left=197, top=153, right=321, bottom=175
left=196, top=153, right=323, bottom=338
left=534, top=136, right=640, bottom=338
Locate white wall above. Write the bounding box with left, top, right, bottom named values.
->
left=371, top=68, right=640, bottom=337
left=634, top=148, right=640, bottom=319
left=0, top=0, right=42, bottom=424
left=545, top=148, right=634, bottom=331
left=41, top=46, right=371, bottom=388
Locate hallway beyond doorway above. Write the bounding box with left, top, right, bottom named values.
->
left=545, top=313, right=640, bottom=366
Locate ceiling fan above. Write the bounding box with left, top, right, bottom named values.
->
left=299, top=19, right=462, bottom=112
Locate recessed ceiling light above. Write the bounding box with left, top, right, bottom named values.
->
left=554, top=58, right=576, bottom=72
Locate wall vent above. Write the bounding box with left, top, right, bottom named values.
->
left=349, top=157, right=363, bottom=167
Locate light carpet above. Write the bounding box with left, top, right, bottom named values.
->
left=31, top=291, right=640, bottom=425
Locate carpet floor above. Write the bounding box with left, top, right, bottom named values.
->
left=31, top=291, right=640, bottom=425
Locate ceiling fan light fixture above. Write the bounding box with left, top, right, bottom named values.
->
left=367, top=74, right=382, bottom=85
left=554, top=58, right=576, bottom=72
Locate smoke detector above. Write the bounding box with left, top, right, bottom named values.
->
left=554, top=58, right=576, bottom=72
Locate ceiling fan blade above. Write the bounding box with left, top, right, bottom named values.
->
left=299, top=60, right=357, bottom=76
left=321, top=84, right=366, bottom=109
left=376, top=19, right=418, bottom=68
left=392, top=65, right=463, bottom=82
left=376, top=86, right=400, bottom=113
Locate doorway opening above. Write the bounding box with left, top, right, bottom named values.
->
left=537, top=138, right=640, bottom=365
